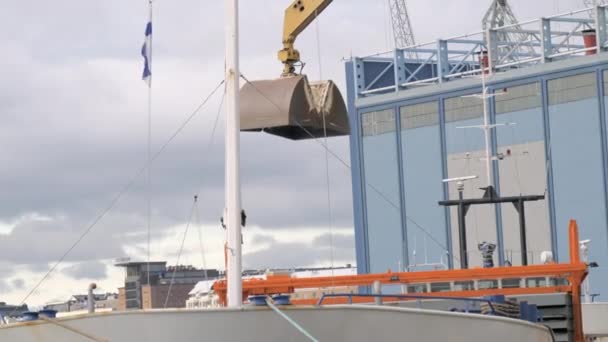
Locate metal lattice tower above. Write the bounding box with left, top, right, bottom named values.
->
left=584, top=0, right=608, bottom=18
left=482, top=0, right=534, bottom=61
left=388, top=0, right=417, bottom=57
left=584, top=0, right=608, bottom=8
left=483, top=0, right=521, bottom=38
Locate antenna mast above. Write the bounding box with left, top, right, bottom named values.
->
left=388, top=0, right=417, bottom=57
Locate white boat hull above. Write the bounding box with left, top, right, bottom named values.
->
left=0, top=305, right=552, bottom=341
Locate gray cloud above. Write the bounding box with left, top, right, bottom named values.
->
left=0, top=218, right=124, bottom=266
left=244, top=233, right=355, bottom=269
left=0, top=280, right=10, bottom=293
left=11, top=279, right=25, bottom=290
left=312, top=233, right=355, bottom=250
left=63, top=261, right=108, bottom=281
left=250, top=234, right=277, bottom=246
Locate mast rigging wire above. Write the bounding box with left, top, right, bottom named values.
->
left=193, top=88, right=225, bottom=198
left=195, top=196, right=208, bottom=280
left=193, top=89, right=225, bottom=279
left=11, top=80, right=225, bottom=313
left=164, top=197, right=197, bottom=308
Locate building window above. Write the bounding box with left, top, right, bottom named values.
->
left=399, top=101, right=447, bottom=270
left=401, top=101, right=439, bottom=130
left=362, top=109, right=396, bottom=136
left=549, top=73, right=597, bottom=106
left=361, top=108, right=404, bottom=273
left=548, top=73, right=607, bottom=292
left=496, top=82, right=541, bottom=115
left=444, top=93, right=496, bottom=268
left=445, top=95, right=483, bottom=124
left=126, top=301, right=140, bottom=309
left=495, top=82, right=549, bottom=266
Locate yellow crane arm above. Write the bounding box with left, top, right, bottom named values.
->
left=278, top=0, right=334, bottom=76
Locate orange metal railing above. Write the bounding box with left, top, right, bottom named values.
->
left=214, top=220, right=588, bottom=341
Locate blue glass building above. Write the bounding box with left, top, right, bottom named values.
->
left=345, top=7, right=608, bottom=299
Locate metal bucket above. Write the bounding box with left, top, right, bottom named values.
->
left=240, top=75, right=349, bottom=140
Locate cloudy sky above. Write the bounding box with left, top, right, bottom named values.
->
left=0, top=0, right=585, bottom=307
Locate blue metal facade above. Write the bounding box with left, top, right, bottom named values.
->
left=346, top=54, right=608, bottom=299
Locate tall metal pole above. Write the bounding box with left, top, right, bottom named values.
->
left=457, top=183, right=468, bottom=269
left=225, top=0, right=243, bottom=308
left=481, top=70, right=494, bottom=188
left=146, top=0, right=153, bottom=290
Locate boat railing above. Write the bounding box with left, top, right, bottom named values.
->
left=315, top=293, right=497, bottom=315
left=215, top=220, right=587, bottom=342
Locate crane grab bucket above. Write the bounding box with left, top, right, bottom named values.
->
left=240, top=75, right=350, bottom=140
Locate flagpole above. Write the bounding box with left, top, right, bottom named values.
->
left=146, top=0, right=153, bottom=295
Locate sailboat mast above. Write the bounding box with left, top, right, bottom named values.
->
left=225, top=0, right=243, bottom=307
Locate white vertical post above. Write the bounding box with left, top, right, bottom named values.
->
left=225, top=0, right=243, bottom=308
left=87, top=283, right=97, bottom=314
left=372, top=281, right=382, bottom=305
left=481, top=71, right=493, bottom=188
left=580, top=241, right=592, bottom=304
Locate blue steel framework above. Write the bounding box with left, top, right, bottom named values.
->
left=348, top=52, right=608, bottom=276
left=354, top=6, right=608, bottom=98
left=348, top=5, right=608, bottom=278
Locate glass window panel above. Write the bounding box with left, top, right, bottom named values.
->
left=594, top=69, right=608, bottom=301
left=362, top=109, right=404, bottom=273
left=495, top=82, right=550, bottom=266
left=548, top=73, right=597, bottom=106
left=550, top=73, right=607, bottom=300
left=400, top=102, right=448, bottom=270
left=444, top=94, right=497, bottom=268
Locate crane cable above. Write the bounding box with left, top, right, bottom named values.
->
left=314, top=9, right=336, bottom=285
left=239, top=74, right=459, bottom=264
left=193, top=88, right=225, bottom=280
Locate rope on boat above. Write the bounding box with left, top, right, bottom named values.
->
left=164, top=198, right=197, bottom=308
left=38, top=316, right=108, bottom=342
left=265, top=297, right=319, bottom=342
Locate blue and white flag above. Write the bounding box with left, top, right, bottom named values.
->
left=141, top=21, right=152, bottom=86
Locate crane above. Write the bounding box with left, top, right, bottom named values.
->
left=584, top=0, right=608, bottom=18
left=239, top=0, right=350, bottom=140
left=584, top=0, right=608, bottom=8
left=482, top=0, right=534, bottom=61
left=483, top=0, right=522, bottom=39
left=388, top=0, right=417, bottom=56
